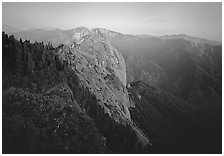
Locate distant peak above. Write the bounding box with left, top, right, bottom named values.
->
left=73, top=26, right=90, bottom=32
left=41, top=27, right=57, bottom=30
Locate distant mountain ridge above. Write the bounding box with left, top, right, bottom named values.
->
left=4, top=26, right=221, bottom=47
left=2, top=24, right=21, bottom=34
left=158, top=34, right=221, bottom=46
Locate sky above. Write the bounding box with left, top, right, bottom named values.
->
left=2, top=2, right=222, bottom=41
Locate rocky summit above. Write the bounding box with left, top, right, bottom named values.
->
left=57, top=29, right=150, bottom=151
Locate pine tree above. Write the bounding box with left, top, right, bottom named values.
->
left=15, top=41, right=23, bottom=77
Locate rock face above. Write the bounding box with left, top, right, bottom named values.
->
left=73, top=28, right=127, bottom=86
left=56, top=29, right=150, bottom=152
left=64, top=27, right=91, bottom=45
left=58, top=28, right=130, bottom=119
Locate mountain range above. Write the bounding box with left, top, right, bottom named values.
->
left=2, top=26, right=222, bottom=153
left=7, top=26, right=221, bottom=112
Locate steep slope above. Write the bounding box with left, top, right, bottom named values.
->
left=56, top=29, right=151, bottom=152
left=105, top=32, right=222, bottom=116
left=128, top=81, right=222, bottom=153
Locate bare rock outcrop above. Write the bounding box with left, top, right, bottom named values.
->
left=57, top=29, right=151, bottom=152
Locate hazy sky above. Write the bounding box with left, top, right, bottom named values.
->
left=3, top=2, right=222, bottom=41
